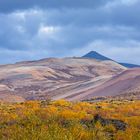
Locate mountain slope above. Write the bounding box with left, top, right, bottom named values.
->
left=0, top=57, right=126, bottom=102
left=82, top=51, right=140, bottom=68
left=72, top=68, right=140, bottom=101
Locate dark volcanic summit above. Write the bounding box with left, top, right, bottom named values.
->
left=82, top=51, right=140, bottom=68
left=82, top=51, right=112, bottom=61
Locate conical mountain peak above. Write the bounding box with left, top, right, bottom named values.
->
left=82, top=51, right=112, bottom=61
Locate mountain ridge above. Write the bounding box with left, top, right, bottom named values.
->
left=0, top=51, right=140, bottom=102
left=0, top=57, right=126, bottom=102
left=82, top=51, right=140, bottom=68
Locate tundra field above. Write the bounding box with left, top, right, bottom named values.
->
left=0, top=99, right=140, bottom=140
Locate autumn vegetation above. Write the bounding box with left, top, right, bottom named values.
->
left=0, top=99, right=140, bottom=140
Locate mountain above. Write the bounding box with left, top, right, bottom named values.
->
left=82, top=51, right=140, bottom=68
left=119, top=63, right=140, bottom=68
left=77, top=68, right=140, bottom=101
left=82, top=51, right=112, bottom=61
left=0, top=52, right=140, bottom=102
left=0, top=57, right=126, bottom=102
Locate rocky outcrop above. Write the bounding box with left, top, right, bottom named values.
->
left=81, top=114, right=127, bottom=131
left=94, top=114, right=127, bottom=131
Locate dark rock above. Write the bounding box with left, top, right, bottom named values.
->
left=94, top=114, right=127, bottom=131
left=95, top=106, right=102, bottom=109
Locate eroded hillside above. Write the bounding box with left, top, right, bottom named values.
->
left=0, top=58, right=126, bottom=102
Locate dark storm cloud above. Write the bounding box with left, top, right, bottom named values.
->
left=44, top=2, right=140, bottom=28
left=0, top=0, right=110, bottom=13
left=0, top=0, right=140, bottom=64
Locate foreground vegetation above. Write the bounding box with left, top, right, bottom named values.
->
left=0, top=99, right=140, bottom=140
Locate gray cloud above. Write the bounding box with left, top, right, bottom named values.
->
left=0, top=0, right=111, bottom=13
left=0, top=0, right=140, bottom=64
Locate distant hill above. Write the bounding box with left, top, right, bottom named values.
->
left=119, top=63, right=140, bottom=68
left=82, top=51, right=112, bottom=61
left=82, top=51, right=140, bottom=68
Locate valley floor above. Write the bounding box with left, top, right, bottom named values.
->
left=0, top=99, right=140, bottom=140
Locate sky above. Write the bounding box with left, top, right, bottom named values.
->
left=0, top=0, right=140, bottom=64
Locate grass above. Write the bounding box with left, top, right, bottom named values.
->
left=0, top=99, right=140, bottom=140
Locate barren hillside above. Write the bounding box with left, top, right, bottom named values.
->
left=0, top=57, right=126, bottom=102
